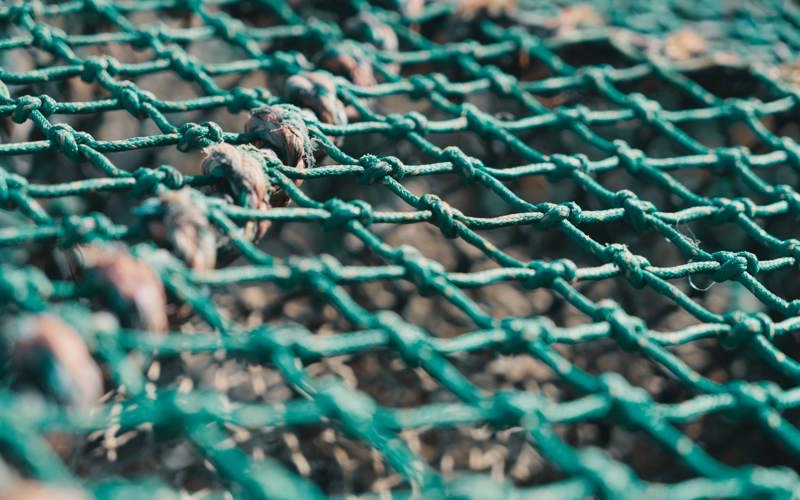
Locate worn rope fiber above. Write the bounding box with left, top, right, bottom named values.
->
left=2, top=0, right=800, bottom=498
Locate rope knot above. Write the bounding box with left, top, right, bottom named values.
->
left=725, top=98, right=758, bottom=119
left=783, top=238, right=800, bottom=264
left=551, top=258, right=577, bottom=283
left=598, top=372, right=652, bottom=428
left=461, top=103, right=494, bottom=135
left=157, top=165, right=185, bottom=190
left=81, top=56, right=116, bottom=82
left=499, top=317, right=553, bottom=354
left=114, top=80, right=148, bottom=117
left=711, top=251, right=759, bottom=282
left=576, top=65, right=608, bottom=89
left=603, top=244, right=650, bottom=288
left=396, top=245, right=445, bottom=296
left=780, top=136, right=800, bottom=168
left=628, top=93, right=662, bottom=122
left=715, top=146, right=749, bottom=172
left=287, top=254, right=345, bottom=288
left=323, top=198, right=372, bottom=228
left=30, top=24, right=66, bottom=51
left=47, top=123, right=83, bottom=162
left=442, top=146, right=479, bottom=183
left=774, top=184, right=800, bottom=214
left=482, top=391, right=532, bottom=429
left=548, top=153, right=589, bottom=181
left=12, top=95, right=55, bottom=122
left=165, top=48, right=202, bottom=80
left=613, top=139, right=645, bottom=174
left=616, top=190, right=656, bottom=230
left=133, top=28, right=160, bottom=50
left=271, top=51, right=306, bottom=73
left=177, top=121, right=224, bottom=151
left=12, top=95, right=38, bottom=123
left=228, top=86, right=268, bottom=113
left=60, top=213, right=116, bottom=246
left=132, top=167, right=162, bottom=196
left=710, top=196, right=755, bottom=223
left=408, top=74, right=437, bottom=99
left=372, top=311, right=431, bottom=368
left=246, top=104, right=315, bottom=169
left=7, top=4, right=32, bottom=23
left=554, top=106, right=583, bottom=126
left=384, top=113, right=413, bottom=137
left=419, top=193, right=460, bottom=238
left=315, top=380, right=378, bottom=432
left=358, top=154, right=391, bottom=184
left=721, top=311, right=775, bottom=349
left=205, top=14, right=244, bottom=41
left=308, top=19, right=343, bottom=42
left=725, top=381, right=774, bottom=413
left=538, top=202, right=575, bottom=229
left=524, top=259, right=577, bottom=288
left=385, top=112, right=428, bottom=138
left=482, top=65, right=517, bottom=95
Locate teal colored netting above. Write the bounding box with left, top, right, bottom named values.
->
left=2, top=0, right=800, bottom=498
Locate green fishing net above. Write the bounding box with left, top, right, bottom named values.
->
left=1, top=0, right=800, bottom=498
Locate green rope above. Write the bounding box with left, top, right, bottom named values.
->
left=1, top=0, right=800, bottom=498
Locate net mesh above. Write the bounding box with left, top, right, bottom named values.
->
left=2, top=0, right=800, bottom=497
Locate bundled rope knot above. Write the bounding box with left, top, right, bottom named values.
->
left=246, top=104, right=315, bottom=171
left=316, top=41, right=377, bottom=87
left=138, top=188, right=218, bottom=271
left=284, top=71, right=348, bottom=158
left=2, top=313, right=104, bottom=408
left=345, top=12, right=399, bottom=54
left=201, top=143, right=272, bottom=243
left=285, top=71, right=347, bottom=128
left=78, top=244, right=168, bottom=334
